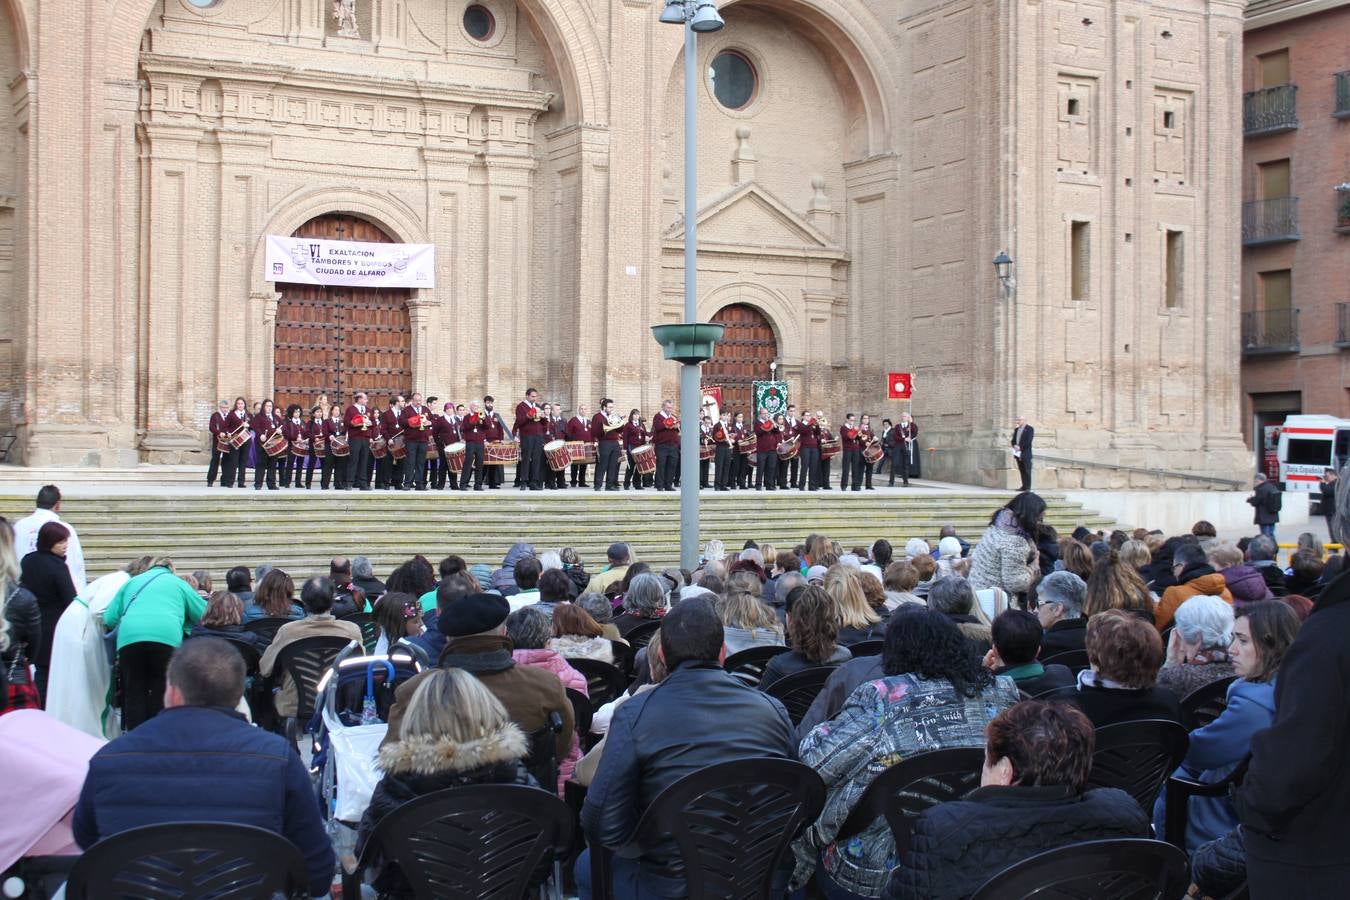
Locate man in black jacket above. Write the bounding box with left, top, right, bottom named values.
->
left=885, top=701, right=1147, bottom=899
left=1247, top=472, right=1282, bottom=539
left=577, top=597, right=796, bottom=899
left=1011, top=416, right=1034, bottom=492
left=1237, top=475, right=1350, bottom=898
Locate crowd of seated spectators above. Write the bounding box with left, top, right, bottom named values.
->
left=1, top=487, right=1348, bottom=900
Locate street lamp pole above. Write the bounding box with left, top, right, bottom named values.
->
left=658, top=0, right=724, bottom=569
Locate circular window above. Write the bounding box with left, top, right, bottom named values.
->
left=464, top=5, right=496, bottom=41
left=709, top=51, right=757, bottom=110
left=186, top=0, right=219, bottom=7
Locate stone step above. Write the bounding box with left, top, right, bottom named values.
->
left=0, top=488, right=1112, bottom=582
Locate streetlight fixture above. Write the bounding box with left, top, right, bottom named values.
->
left=769, top=360, right=778, bottom=380
left=652, top=0, right=726, bottom=569
left=993, top=250, right=1015, bottom=300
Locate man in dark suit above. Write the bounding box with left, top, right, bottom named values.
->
left=1011, top=416, right=1034, bottom=492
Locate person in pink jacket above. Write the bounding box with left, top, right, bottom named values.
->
left=505, top=605, right=587, bottom=795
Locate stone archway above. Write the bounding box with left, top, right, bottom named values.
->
left=273, top=214, right=411, bottom=412
left=704, top=303, right=779, bottom=414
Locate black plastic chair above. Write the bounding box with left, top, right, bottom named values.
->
left=1088, top=719, right=1190, bottom=811
left=244, top=616, right=292, bottom=647
left=65, top=822, right=309, bottom=899
left=608, top=638, right=636, bottom=676
left=272, top=635, right=354, bottom=747
left=340, top=612, right=379, bottom=655
left=762, top=666, right=835, bottom=725
left=567, top=687, right=594, bottom=740
left=722, top=645, right=790, bottom=685
left=345, top=784, right=574, bottom=900
left=1164, top=756, right=1250, bottom=850
left=588, top=757, right=825, bottom=900
left=1042, top=648, right=1090, bottom=674
left=524, top=711, right=565, bottom=792
left=834, top=747, right=984, bottom=857
left=1181, top=675, right=1238, bottom=730
left=623, top=619, right=662, bottom=651
left=967, top=838, right=1190, bottom=900
left=845, top=638, right=883, bottom=657
left=567, top=657, right=628, bottom=708
left=187, top=634, right=262, bottom=674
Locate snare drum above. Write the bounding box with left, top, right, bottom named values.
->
left=443, top=441, right=467, bottom=473
left=485, top=441, right=519, bottom=465
left=214, top=433, right=229, bottom=453
left=820, top=436, right=841, bottom=461
left=736, top=435, right=757, bottom=456
left=632, top=443, right=657, bottom=476
left=777, top=436, right=800, bottom=461
left=371, top=434, right=388, bottom=459
left=565, top=441, right=597, bottom=464
left=863, top=442, right=884, bottom=465
left=329, top=434, right=350, bottom=457
left=290, top=438, right=310, bottom=457
left=699, top=444, right=715, bottom=462
left=228, top=428, right=252, bottom=449
left=312, top=435, right=327, bottom=459
left=262, top=431, right=289, bottom=458
left=389, top=433, right=407, bottom=461
left=544, top=439, right=571, bottom=472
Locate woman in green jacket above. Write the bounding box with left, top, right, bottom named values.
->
left=103, top=557, right=207, bottom=730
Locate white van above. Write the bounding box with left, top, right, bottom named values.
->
left=1276, top=415, right=1350, bottom=499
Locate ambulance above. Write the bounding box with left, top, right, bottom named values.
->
left=1276, top=415, right=1350, bottom=501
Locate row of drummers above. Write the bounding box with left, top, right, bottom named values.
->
left=207, top=396, right=903, bottom=475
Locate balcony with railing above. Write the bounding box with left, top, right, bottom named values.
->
left=1243, top=197, right=1300, bottom=246
left=1336, top=71, right=1350, bottom=119
left=1244, top=84, right=1299, bottom=136
left=1243, top=308, right=1300, bottom=356
left=1338, top=304, right=1350, bottom=348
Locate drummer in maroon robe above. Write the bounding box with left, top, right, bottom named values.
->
left=651, top=400, right=680, bottom=492
left=460, top=400, right=489, bottom=491
left=376, top=394, right=405, bottom=490
left=545, top=403, right=567, bottom=490
left=251, top=399, right=283, bottom=491
left=221, top=397, right=251, bottom=488
left=322, top=405, right=347, bottom=490
left=592, top=400, right=623, bottom=492
left=344, top=392, right=375, bottom=491
left=432, top=402, right=461, bottom=491
left=483, top=396, right=507, bottom=489
left=399, top=391, right=433, bottom=491
left=754, top=409, right=780, bottom=491
left=207, top=400, right=228, bottom=487
left=566, top=403, right=592, bottom=488
left=796, top=413, right=822, bottom=492
left=622, top=409, right=646, bottom=491
left=513, top=389, right=547, bottom=492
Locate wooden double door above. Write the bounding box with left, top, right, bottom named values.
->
left=273, top=214, right=412, bottom=413
left=703, top=303, right=778, bottom=416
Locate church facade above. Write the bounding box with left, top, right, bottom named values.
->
left=0, top=0, right=1251, bottom=487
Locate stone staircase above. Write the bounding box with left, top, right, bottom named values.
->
left=0, top=481, right=1114, bottom=581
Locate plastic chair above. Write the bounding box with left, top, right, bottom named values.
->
left=1180, top=675, right=1238, bottom=731
left=1088, top=719, right=1190, bottom=811
left=608, top=638, right=636, bottom=676
left=845, top=638, right=883, bottom=657
left=588, top=757, right=825, bottom=900
left=566, top=658, right=628, bottom=708
left=272, top=635, right=354, bottom=747
left=340, top=612, right=379, bottom=654
left=244, top=616, right=292, bottom=647
left=834, top=747, right=985, bottom=856
left=1041, top=648, right=1090, bottom=674
left=567, top=687, right=594, bottom=740
left=762, top=666, right=836, bottom=725
left=345, top=784, right=574, bottom=900
left=1164, top=756, right=1250, bottom=850
left=623, top=619, right=662, bottom=651
left=524, top=711, right=565, bottom=792
left=967, top=838, right=1190, bottom=900
left=65, top=822, right=309, bottom=900
left=722, top=645, right=790, bottom=685
left=187, top=633, right=261, bottom=675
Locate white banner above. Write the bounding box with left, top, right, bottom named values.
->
left=265, top=235, right=435, bottom=288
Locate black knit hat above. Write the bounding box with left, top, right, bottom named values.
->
left=438, top=592, right=510, bottom=637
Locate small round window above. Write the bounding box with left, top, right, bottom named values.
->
left=709, top=51, right=757, bottom=110
left=186, top=0, right=219, bottom=7
left=464, top=5, right=495, bottom=41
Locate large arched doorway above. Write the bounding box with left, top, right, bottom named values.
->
left=273, top=214, right=412, bottom=412
left=704, top=303, right=778, bottom=414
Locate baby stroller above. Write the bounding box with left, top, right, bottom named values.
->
left=310, top=641, right=423, bottom=867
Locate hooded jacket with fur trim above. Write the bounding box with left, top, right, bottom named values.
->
left=358, top=721, right=538, bottom=898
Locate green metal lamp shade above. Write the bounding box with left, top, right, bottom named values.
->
left=652, top=322, right=725, bottom=364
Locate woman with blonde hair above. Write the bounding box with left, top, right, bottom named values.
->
left=1085, top=551, right=1156, bottom=622
left=826, top=565, right=885, bottom=646
left=359, top=668, right=534, bottom=897
left=1, top=517, right=40, bottom=712
left=716, top=590, right=784, bottom=654
left=1118, top=539, right=1153, bottom=572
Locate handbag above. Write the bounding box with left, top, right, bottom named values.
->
left=103, top=570, right=169, bottom=666
left=4, top=647, right=39, bottom=713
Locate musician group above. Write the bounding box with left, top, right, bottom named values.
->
left=206, top=390, right=921, bottom=493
